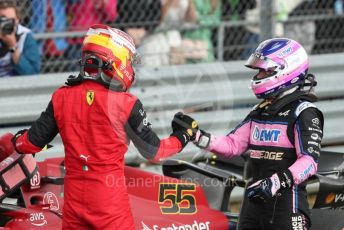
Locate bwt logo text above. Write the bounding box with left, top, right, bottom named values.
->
left=253, top=126, right=281, bottom=142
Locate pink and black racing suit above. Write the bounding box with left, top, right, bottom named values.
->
left=206, top=93, right=323, bottom=230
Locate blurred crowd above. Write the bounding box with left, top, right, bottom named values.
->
left=1, top=0, right=344, bottom=76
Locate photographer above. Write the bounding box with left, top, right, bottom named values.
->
left=0, top=0, right=40, bottom=77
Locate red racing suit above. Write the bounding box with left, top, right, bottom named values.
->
left=13, top=80, right=188, bottom=230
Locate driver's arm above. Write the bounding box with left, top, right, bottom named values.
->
left=202, top=116, right=251, bottom=158
left=288, top=108, right=324, bottom=185
left=13, top=101, right=59, bottom=154
left=125, top=99, right=189, bottom=162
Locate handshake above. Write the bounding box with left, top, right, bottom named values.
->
left=170, top=112, right=211, bottom=149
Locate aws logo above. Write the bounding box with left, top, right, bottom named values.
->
left=30, top=212, right=47, bottom=227
left=252, top=126, right=281, bottom=142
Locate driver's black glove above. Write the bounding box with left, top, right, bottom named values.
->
left=170, top=130, right=191, bottom=149
left=247, top=170, right=293, bottom=201
left=171, top=112, right=199, bottom=141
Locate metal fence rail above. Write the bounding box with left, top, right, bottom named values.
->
left=3, top=0, right=344, bottom=73
left=1, top=53, right=344, bottom=163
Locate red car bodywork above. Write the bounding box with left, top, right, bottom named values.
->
left=1, top=157, right=229, bottom=230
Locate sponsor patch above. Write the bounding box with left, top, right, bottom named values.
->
left=252, top=126, right=281, bottom=142
left=325, top=193, right=344, bottom=204
left=142, top=117, right=148, bottom=126
left=291, top=215, right=306, bottom=230
left=139, top=109, right=145, bottom=116
left=325, top=193, right=336, bottom=204
left=141, top=220, right=211, bottom=230
left=335, top=193, right=344, bottom=203
left=30, top=171, right=41, bottom=189
left=86, top=90, right=94, bottom=105
left=0, top=157, right=14, bottom=167
left=278, top=109, right=290, bottom=117
left=299, top=164, right=314, bottom=180
left=308, top=141, right=320, bottom=148
left=43, top=192, right=60, bottom=211
left=295, top=102, right=316, bottom=117
left=307, top=147, right=314, bottom=152
left=291, top=77, right=299, bottom=84
left=310, top=133, right=321, bottom=141
left=308, top=127, right=322, bottom=134
left=277, top=46, right=293, bottom=57
left=250, top=150, right=284, bottom=160
left=280, top=172, right=292, bottom=188
left=30, top=212, right=47, bottom=227
left=312, top=118, right=320, bottom=125
left=191, top=121, right=198, bottom=129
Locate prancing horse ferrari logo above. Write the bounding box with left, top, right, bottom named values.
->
left=86, top=90, right=94, bottom=105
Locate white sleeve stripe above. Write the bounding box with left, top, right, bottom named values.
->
left=294, top=102, right=316, bottom=117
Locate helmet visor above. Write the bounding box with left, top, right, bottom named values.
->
left=252, top=69, right=276, bottom=81
left=245, top=53, right=282, bottom=71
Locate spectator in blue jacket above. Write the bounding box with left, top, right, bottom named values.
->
left=30, top=0, right=68, bottom=57
left=0, top=0, right=40, bottom=77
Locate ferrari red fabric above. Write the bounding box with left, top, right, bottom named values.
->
left=13, top=79, right=184, bottom=229
left=52, top=81, right=136, bottom=229
left=151, top=136, right=182, bottom=163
